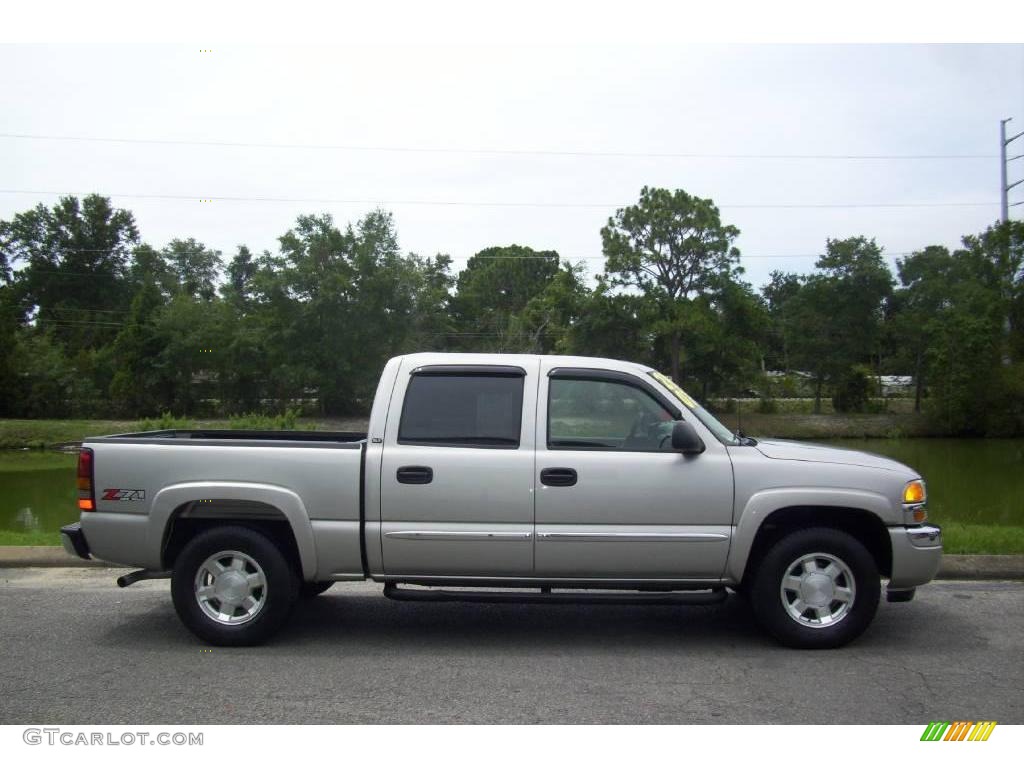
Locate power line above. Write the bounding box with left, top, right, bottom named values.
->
left=28, top=318, right=125, bottom=327
left=0, top=189, right=997, bottom=210
left=12, top=303, right=129, bottom=314
left=0, top=132, right=996, bottom=161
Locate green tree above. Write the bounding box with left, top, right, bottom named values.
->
left=783, top=276, right=837, bottom=411
left=340, top=210, right=433, bottom=407
left=216, top=245, right=265, bottom=412
left=509, top=261, right=590, bottom=353
left=761, top=270, right=803, bottom=372
left=567, top=283, right=656, bottom=364
left=151, top=295, right=222, bottom=413
left=0, top=283, right=23, bottom=415
left=682, top=279, right=768, bottom=399
left=271, top=212, right=353, bottom=413
left=8, top=331, right=77, bottom=418
left=109, top=280, right=167, bottom=416
left=786, top=237, right=893, bottom=412
left=224, top=245, right=257, bottom=308
left=959, top=220, right=1024, bottom=363
left=923, top=261, right=1004, bottom=434
left=899, top=222, right=1024, bottom=435
left=162, top=238, right=222, bottom=301
left=600, top=186, right=741, bottom=382
left=0, top=194, right=138, bottom=353
left=892, top=245, right=956, bottom=412
left=128, top=243, right=177, bottom=298
left=259, top=209, right=432, bottom=414
left=405, top=253, right=456, bottom=351
left=451, top=245, right=560, bottom=351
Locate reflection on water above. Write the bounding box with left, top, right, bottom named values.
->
left=827, top=438, right=1024, bottom=527
left=13, top=507, right=41, bottom=531
left=1, top=463, right=79, bottom=535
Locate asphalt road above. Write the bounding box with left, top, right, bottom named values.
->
left=1, top=568, right=1021, bottom=724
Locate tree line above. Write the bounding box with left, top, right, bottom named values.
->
left=0, top=188, right=1021, bottom=435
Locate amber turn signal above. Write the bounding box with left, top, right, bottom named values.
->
left=903, top=480, right=926, bottom=504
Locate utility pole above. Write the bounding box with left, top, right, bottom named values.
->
left=1001, top=117, right=1024, bottom=222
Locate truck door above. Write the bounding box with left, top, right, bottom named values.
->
left=533, top=365, right=733, bottom=580
left=379, top=360, right=537, bottom=577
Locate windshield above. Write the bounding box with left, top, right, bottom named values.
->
left=648, top=371, right=740, bottom=446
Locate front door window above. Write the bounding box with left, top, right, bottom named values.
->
left=548, top=377, right=675, bottom=452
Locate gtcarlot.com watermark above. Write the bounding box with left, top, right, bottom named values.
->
left=23, top=728, right=203, bottom=747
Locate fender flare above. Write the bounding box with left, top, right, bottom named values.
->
left=726, top=486, right=893, bottom=583
left=148, top=481, right=317, bottom=580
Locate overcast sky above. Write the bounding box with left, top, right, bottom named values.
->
left=1, top=43, right=1022, bottom=288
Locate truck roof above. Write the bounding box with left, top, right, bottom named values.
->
left=395, top=352, right=653, bottom=375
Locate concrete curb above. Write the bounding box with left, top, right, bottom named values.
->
left=1, top=546, right=1022, bottom=580
left=934, top=555, right=1024, bottom=581
left=0, top=547, right=111, bottom=568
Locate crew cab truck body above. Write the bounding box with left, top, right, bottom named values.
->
left=62, top=353, right=942, bottom=648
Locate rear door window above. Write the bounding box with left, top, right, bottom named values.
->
left=399, top=374, right=524, bottom=448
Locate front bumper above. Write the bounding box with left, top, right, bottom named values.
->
left=888, top=524, right=942, bottom=589
left=60, top=522, right=91, bottom=560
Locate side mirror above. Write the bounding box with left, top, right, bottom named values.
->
left=671, top=420, right=705, bottom=455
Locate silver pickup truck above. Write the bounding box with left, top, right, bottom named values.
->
left=61, top=353, right=942, bottom=648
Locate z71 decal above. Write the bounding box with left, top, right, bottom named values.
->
left=101, top=489, right=146, bottom=502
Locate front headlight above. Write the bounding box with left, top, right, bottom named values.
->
left=903, top=480, right=927, bottom=523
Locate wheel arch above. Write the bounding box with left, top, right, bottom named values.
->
left=728, top=489, right=894, bottom=585
left=149, top=482, right=317, bottom=580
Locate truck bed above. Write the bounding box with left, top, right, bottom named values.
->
left=87, top=428, right=367, bottom=445
left=80, top=429, right=368, bottom=581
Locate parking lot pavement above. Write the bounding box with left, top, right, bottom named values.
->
left=0, top=568, right=1021, bottom=724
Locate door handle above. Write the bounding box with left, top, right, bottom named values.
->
left=540, top=467, right=577, bottom=487
left=396, top=465, right=433, bottom=484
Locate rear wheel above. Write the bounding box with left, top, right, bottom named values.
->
left=171, top=525, right=299, bottom=646
left=748, top=527, right=880, bottom=649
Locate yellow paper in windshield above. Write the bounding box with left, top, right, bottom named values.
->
left=652, top=371, right=699, bottom=409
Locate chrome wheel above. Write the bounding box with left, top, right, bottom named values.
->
left=194, top=550, right=267, bottom=625
left=779, top=552, right=856, bottom=628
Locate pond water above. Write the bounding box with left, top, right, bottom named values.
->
left=0, top=438, right=1021, bottom=539
left=827, top=438, right=1023, bottom=527
left=1, top=452, right=78, bottom=538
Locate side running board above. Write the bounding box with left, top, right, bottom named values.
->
left=383, top=583, right=727, bottom=606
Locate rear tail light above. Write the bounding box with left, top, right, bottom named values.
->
left=77, top=448, right=95, bottom=511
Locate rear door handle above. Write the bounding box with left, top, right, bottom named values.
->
left=396, top=465, right=433, bottom=484
left=540, top=467, right=577, bottom=487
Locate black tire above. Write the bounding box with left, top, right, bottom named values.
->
left=748, top=527, right=880, bottom=649
left=300, top=580, right=335, bottom=598
left=171, top=525, right=299, bottom=646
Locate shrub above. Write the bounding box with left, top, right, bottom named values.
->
left=136, top=412, right=194, bottom=431
left=832, top=366, right=872, bottom=413
left=228, top=408, right=299, bottom=430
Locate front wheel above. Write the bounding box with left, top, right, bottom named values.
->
left=171, top=525, right=299, bottom=646
left=748, top=527, right=880, bottom=649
